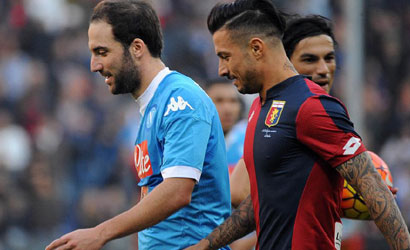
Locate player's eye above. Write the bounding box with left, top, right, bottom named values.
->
left=325, top=55, right=335, bottom=62
left=95, top=48, right=107, bottom=56
left=99, top=50, right=107, bottom=56
left=218, top=53, right=229, bottom=60
left=302, top=57, right=316, bottom=63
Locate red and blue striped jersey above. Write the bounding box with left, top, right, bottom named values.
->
left=244, top=75, right=366, bottom=250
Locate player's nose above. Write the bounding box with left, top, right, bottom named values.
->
left=218, top=62, right=229, bottom=78
left=316, top=59, right=330, bottom=75
left=90, top=55, right=103, bottom=73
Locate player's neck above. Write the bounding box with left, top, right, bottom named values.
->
left=259, top=57, right=298, bottom=104
left=131, top=58, right=166, bottom=99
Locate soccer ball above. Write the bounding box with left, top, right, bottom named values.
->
left=341, top=151, right=394, bottom=220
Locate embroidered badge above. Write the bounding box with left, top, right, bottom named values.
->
left=265, top=100, right=286, bottom=127
left=146, top=105, right=157, bottom=129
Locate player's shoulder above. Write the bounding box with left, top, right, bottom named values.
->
left=156, top=71, right=214, bottom=120
left=295, top=77, right=345, bottom=109
left=299, top=92, right=349, bottom=121
left=291, top=77, right=326, bottom=102
left=160, top=71, right=207, bottom=99
left=303, top=78, right=327, bottom=94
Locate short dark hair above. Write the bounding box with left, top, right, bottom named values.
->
left=91, top=0, right=163, bottom=58
left=207, top=0, right=286, bottom=42
left=283, top=15, right=336, bottom=58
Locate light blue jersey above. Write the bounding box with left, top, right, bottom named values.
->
left=134, top=69, right=231, bottom=250
left=225, top=119, right=247, bottom=174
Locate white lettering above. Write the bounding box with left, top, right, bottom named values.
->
left=143, top=155, right=150, bottom=173
left=135, top=144, right=151, bottom=176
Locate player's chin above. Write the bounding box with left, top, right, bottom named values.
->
left=110, top=84, right=121, bottom=95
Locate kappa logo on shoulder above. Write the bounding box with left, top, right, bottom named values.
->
left=164, top=96, right=194, bottom=116
left=134, top=140, right=153, bottom=179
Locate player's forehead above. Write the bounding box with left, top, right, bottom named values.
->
left=212, top=29, right=237, bottom=54
left=293, top=34, right=335, bottom=57
left=88, top=21, right=119, bottom=50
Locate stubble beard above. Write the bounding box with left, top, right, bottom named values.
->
left=112, top=50, right=141, bottom=95
left=238, top=69, right=262, bottom=95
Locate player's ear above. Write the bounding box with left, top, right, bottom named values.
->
left=249, top=38, right=264, bottom=59
left=130, top=38, right=145, bottom=59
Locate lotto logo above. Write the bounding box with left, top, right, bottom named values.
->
left=164, top=96, right=194, bottom=116
left=134, top=140, right=153, bottom=179
left=343, top=137, right=361, bottom=155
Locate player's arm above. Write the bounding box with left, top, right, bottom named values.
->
left=46, top=177, right=195, bottom=250
left=230, top=158, right=251, bottom=208
left=184, top=195, right=255, bottom=250
left=335, top=151, right=410, bottom=250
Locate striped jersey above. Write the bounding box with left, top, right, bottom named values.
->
left=244, top=75, right=366, bottom=250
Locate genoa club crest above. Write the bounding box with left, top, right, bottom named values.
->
left=265, top=100, right=286, bottom=127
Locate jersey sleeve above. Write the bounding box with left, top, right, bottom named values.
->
left=295, top=95, right=366, bottom=168
left=160, top=87, right=212, bottom=181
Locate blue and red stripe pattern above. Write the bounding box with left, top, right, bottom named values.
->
left=243, top=75, right=366, bottom=250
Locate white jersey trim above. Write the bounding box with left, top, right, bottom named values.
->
left=161, top=166, right=201, bottom=182
left=135, top=67, right=172, bottom=116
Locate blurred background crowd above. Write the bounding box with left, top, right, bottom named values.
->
left=0, top=0, right=409, bottom=249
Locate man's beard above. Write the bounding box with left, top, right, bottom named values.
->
left=238, top=69, right=262, bottom=95
left=112, top=50, right=141, bottom=95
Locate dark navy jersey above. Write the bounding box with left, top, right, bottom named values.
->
left=244, top=75, right=366, bottom=250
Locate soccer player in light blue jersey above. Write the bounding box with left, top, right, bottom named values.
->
left=46, top=1, right=231, bottom=250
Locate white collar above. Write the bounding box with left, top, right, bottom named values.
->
left=135, top=67, right=171, bottom=116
